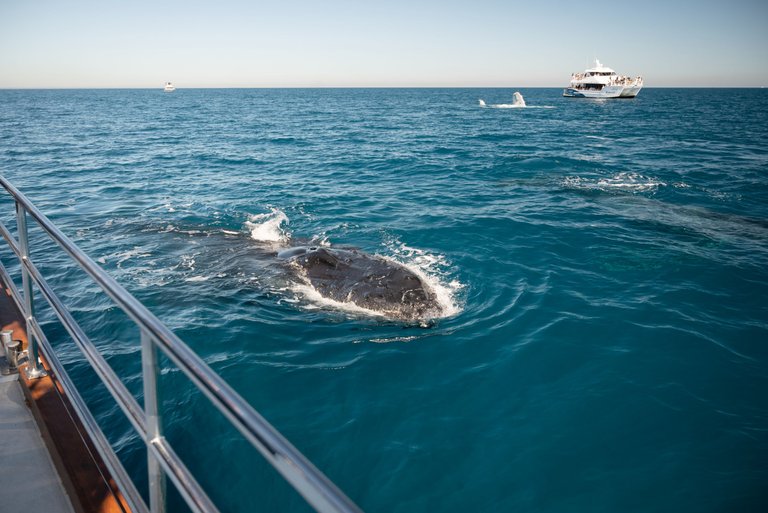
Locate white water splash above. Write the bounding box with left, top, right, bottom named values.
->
left=479, top=92, right=526, bottom=109
left=597, top=172, right=667, bottom=192
left=386, top=241, right=463, bottom=319
left=479, top=92, right=553, bottom=109
left=184, top=275, right=209, bottom=282
left=564, top=172, right=670, bottom=193
left=113, top=247, right=152, bottom=267
left=245, top=208, right=290, bottom=242
left=179, top=254, right=196, bottom=271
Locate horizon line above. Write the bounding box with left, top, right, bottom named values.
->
left=1, top=85, right=767, bottom=90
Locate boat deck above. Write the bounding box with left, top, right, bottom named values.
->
left=0, top=374, right=76, bottom=513
left=0, top=276, right=130, bottom=513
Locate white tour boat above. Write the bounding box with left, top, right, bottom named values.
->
left=563, top=60, right=642, bottom=98
left=163, top=81, right=176, bottom=92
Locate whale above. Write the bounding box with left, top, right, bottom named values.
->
left=277, top=246, right=442, bottom=322
left=156, top=211, right=452, bottom=322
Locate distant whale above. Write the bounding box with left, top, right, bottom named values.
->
left=479, top=91, right=526, bottom=108
left=277, top=246, right=442, bottom=322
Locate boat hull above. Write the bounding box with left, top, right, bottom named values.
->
left=619, top=85, right=642, bottom=98
left=563, top=85, right=625, bottom=98
left=563, top=85, right=643, bottom=98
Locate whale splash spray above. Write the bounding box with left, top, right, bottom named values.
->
left=245, top=208, right=290, bottom=243
left=479, top=91, right=527, bottom=109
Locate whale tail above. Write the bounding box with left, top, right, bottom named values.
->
left=479, top=99, right=487, bottom=107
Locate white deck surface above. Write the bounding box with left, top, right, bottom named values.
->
left=0, top=374, right=76, bottom=513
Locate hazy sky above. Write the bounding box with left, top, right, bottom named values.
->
left=1, top=0, right=766, bottom=88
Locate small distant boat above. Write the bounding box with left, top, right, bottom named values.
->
left=163, top=82, right=176, bottom=92
left=563, top=60, right=643, bottom=98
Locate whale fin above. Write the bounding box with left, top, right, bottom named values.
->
left=479, top=99, right=486, bottom=107
left=313, top=247, right=342, bottom=268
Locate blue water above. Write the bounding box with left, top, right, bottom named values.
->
left=1, top=88, right=767, bottom=512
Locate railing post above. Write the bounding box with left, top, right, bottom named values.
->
left=16, top=201, right=46, bottom=379
left=142, top=329, right=166, bottom=513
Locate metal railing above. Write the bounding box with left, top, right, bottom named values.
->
left=0, top=176, right=362, bottom=513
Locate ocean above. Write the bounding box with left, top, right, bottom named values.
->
left=0, top=88, right=766, bottom=512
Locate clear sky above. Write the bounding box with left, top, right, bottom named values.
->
left=1, top=0, right=766, bottom=88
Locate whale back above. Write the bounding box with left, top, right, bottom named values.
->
left=286, top=247, right=440, bottom=321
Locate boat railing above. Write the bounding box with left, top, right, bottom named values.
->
left=0, top=175, right=362, bottom=513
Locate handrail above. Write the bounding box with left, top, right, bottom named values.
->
left=0, top=260, right=150, bottom=513
left=0, top=175, right=362, bottom=513
left=0, top=221, right=147, bottom=433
